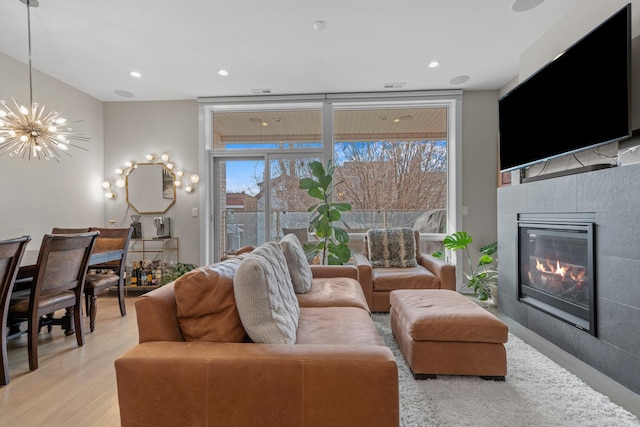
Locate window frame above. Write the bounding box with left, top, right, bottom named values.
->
left=198, top=90, right=462, bottom=268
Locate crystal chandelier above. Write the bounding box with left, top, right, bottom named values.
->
left=0, top=0, right=89, bottom=161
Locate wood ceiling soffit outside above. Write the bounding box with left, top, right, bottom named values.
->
left=214, top=108, right=447, bottom=142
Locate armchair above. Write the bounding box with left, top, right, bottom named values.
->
left=353, top=228, right=455, bottom=312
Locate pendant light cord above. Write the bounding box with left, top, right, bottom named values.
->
left=26, top=0, right=33, bottom=108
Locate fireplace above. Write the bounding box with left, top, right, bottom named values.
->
left=517, top=213, right=596, bottom=336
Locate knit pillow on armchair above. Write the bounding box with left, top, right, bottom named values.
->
left=366, top=228, right=418, bottom=268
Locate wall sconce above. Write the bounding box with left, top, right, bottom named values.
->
left=102, top=152, right=199, bottom=199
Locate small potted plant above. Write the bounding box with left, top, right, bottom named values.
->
left=433, top=231, right=497, bottom=303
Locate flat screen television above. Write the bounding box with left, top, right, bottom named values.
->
left=499, top=4, right=631, bottom=173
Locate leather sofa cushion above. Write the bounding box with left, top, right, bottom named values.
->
left=296, top=307, right=382, bottom=346
left=372, top=266, right=440, bottom=291
left=280, top=233, right=313, bottom=293
left=234, top=242, right=300, bottom=344
left=174, top=258, right=246, bottom=343
left=297, top=277, right=370, bottom=312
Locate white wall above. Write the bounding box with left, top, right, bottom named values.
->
left=460, top=91, right=500, bottom=256
left=0, top=52, right=104, bottom=248
left=103, top=101, right=201, bottom=264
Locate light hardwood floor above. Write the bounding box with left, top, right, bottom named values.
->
left=1, top=292, right=139, bottom=426
left=2, top=293, right=639, bottom=426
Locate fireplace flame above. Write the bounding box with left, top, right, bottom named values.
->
left=533, top=257, right=586, bottom=289
left=535, top=258, right=568, bottom=277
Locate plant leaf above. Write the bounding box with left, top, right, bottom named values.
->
left=307, top=187, right=324, bottom=200
left=333, top=202, right=352, bottom=212
left=443, top=231, right=472, bottom=251
left=309, top=161, right=325, bottom=178
left=299, top=177, right=320, bottom=190
left=478, top=254, right=494, bottom=265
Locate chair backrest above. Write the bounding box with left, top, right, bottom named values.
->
left=282, top=228, right=309, bottom=244
left=91, top=227, right=133, bottom=272
left=32, top=232, right=98, bottom=299
left=0, top=235, right=32, bottom=319
left=51, top=227, right=93, bottom=234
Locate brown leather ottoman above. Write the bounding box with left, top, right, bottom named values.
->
left=390, top=289, right=508, bottom=380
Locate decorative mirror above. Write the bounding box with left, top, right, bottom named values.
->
left=126, top=163, right=176, bottom=214
left=102, top=152, right=199, bottom=209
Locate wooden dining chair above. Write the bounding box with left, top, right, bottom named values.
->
left=51, top=227, right=93, bottom=234
left=83, top=227, right=132, bottom=332
left=0, top=236, right=31, bottom=386
left=7, top=232, right=98, bottom=371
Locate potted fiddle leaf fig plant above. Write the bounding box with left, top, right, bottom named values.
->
left=433, top=231, right=497, bottom=302
left=298, top=159, right=352, bottom=265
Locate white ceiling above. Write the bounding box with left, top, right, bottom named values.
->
left=0, top=0, right=580, bottom=102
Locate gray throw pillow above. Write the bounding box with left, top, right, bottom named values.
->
left=367, top=227, right=418, bottom=268
left=280, top=233, right=313, bottom=294
left=233, top=242, right=300, bottom=344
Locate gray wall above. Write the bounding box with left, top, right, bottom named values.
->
left=0, top=52, right=104, bottom=246
left=460, top=91, right=499, bottom=259
left=103, top=101, right=201, bottom=265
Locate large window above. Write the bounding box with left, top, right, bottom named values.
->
left=332, top=106, right=448, bottom=242
left=200, top=92, right=461, bottom=263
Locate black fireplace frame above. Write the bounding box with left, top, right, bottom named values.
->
left=516, top=213, right=596, bottom=336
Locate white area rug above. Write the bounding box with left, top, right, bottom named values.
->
left=372, top=313, right=640, bottom=427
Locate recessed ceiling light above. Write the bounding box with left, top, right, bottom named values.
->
left=512, top=0, right=544, bottom=12
left=114, top=90, right=135, bottom=98
left=130, top=71, right=142, bottom=78
left=313, top=20, right=327, bottom=30
left=450, top=75, right=470, bottom=85
left=428, top=61, right=440, bottom=68
left=261, top=122, right=268, bottom=127
left=383, top=82, right=406, bottom=89
left=394, top=115, right=413, bottom=123
left=218, top=69, right=229, bottom=76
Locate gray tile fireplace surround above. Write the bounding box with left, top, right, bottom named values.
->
left=497, top=162, right=640, bottom=395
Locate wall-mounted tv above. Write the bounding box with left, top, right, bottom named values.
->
left=499, top=4, right=631, bottom=173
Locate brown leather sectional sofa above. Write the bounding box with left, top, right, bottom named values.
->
left=115, top=256, right=400, bottom=427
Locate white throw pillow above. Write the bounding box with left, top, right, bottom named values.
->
left=280, top=233, right=313, bottom=294
left=233, top=242, right=300, bottom=344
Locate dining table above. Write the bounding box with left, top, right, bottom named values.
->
left=17, top=248, right=125, bottom=280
